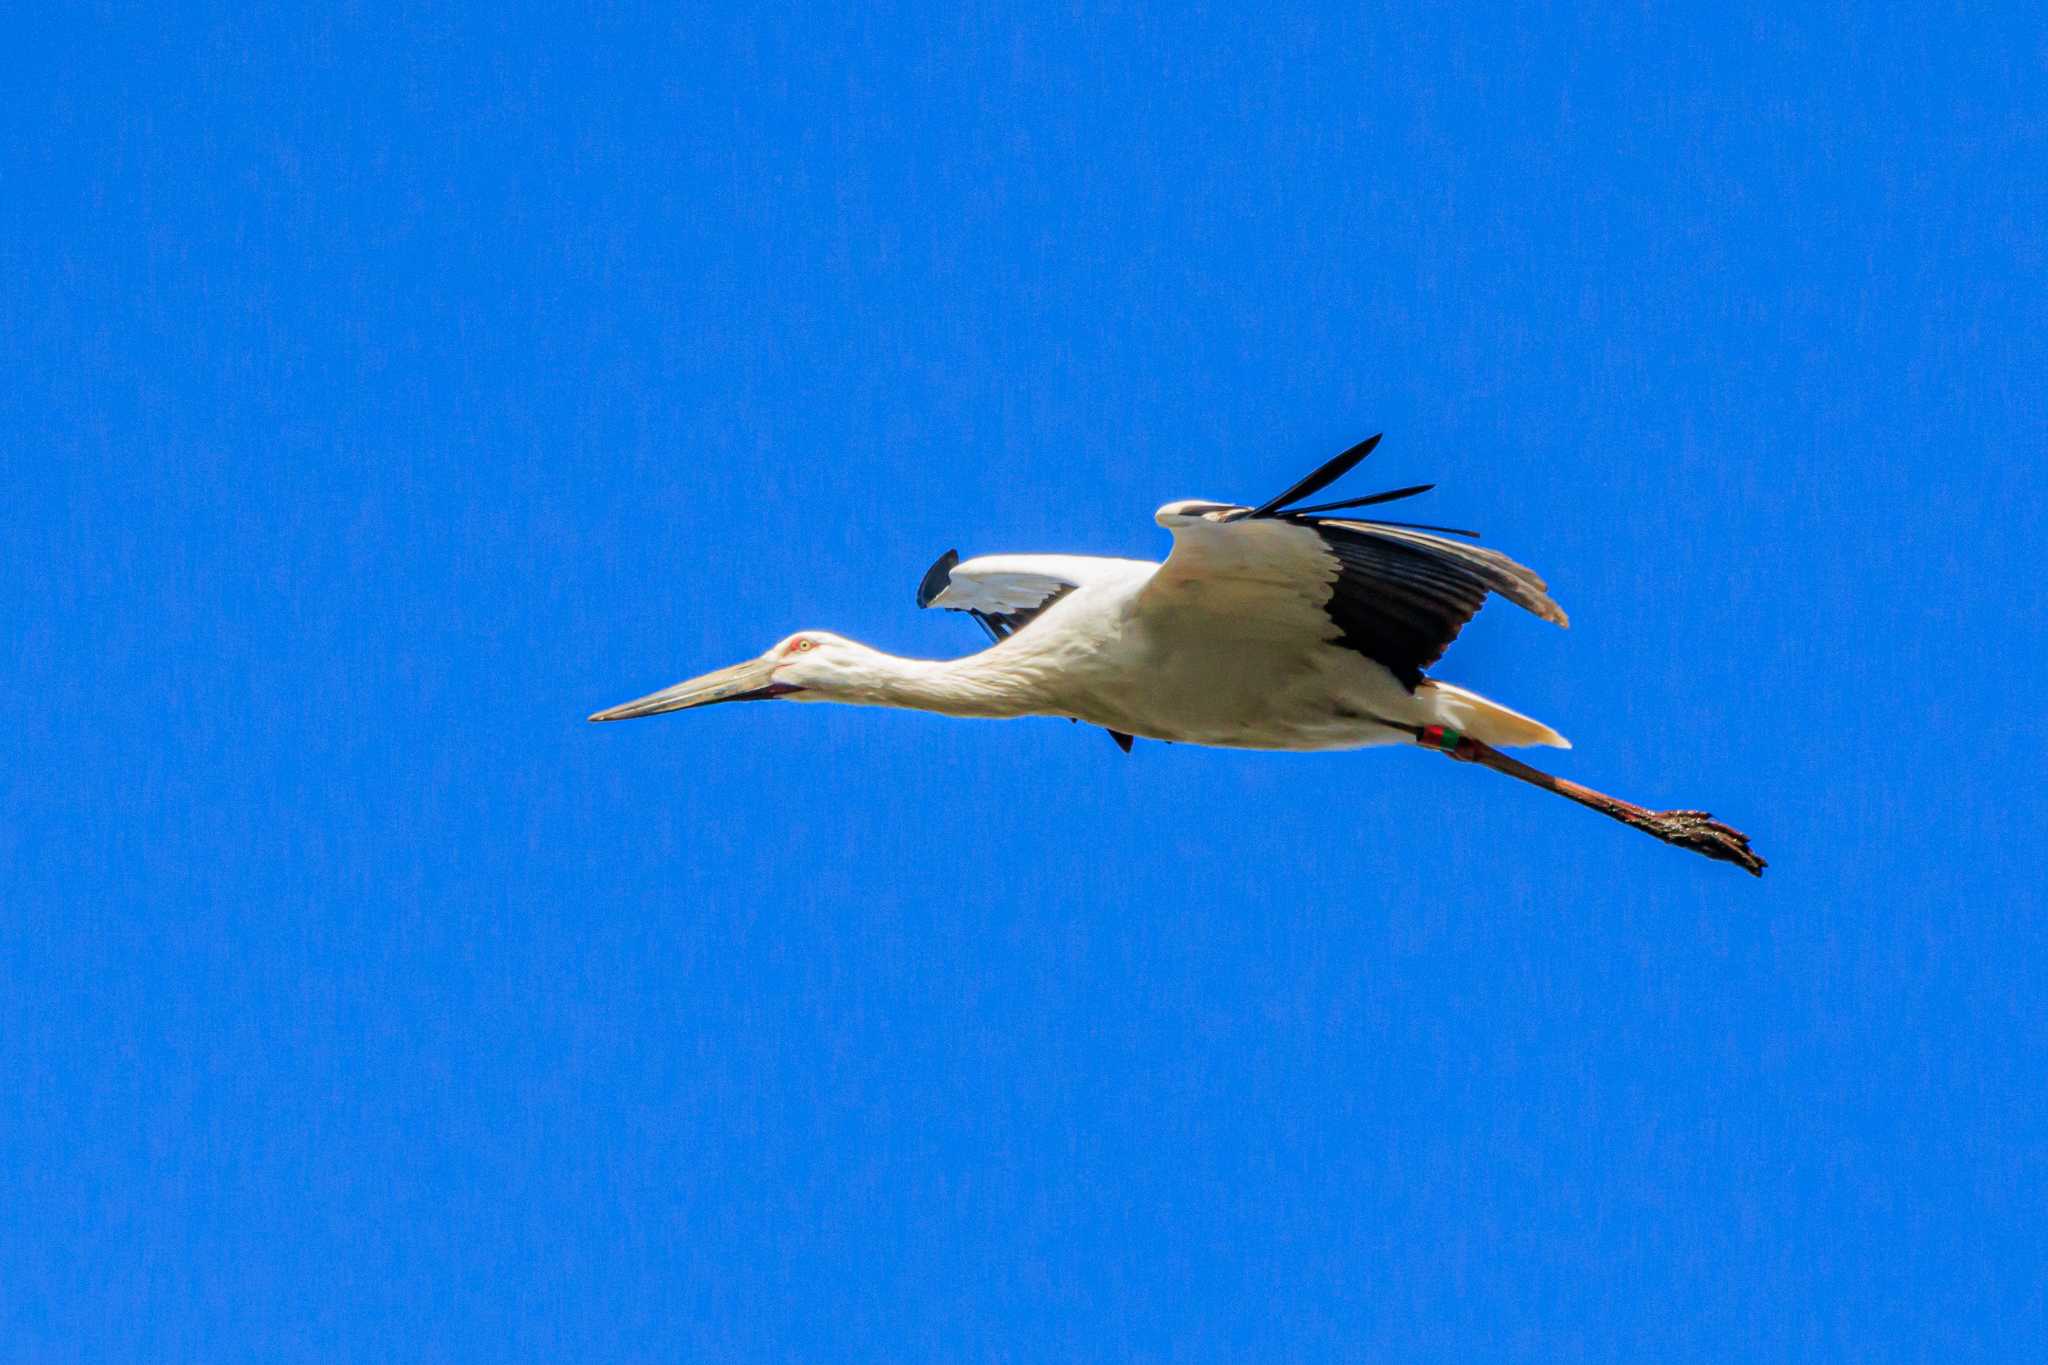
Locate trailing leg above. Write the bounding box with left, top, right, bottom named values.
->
left=1408, top=723, right=1766, bottom=876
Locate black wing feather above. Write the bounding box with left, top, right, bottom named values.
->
left=1308, top=520, right=1565, bottom=688
left=915, top=549, right=961, bottom=609
left=1286, top=483, right=1435, bottom=516
left=1244, top=434, right=1383, bottom=518
left=1228, top=439, right=1565, bottom=687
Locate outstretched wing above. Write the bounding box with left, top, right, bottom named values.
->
left=915, top=549, right=1080, bottom=642
left=915, top=550, right=1139, bottom=753
left=1144, top=436, right=1568, bottom=691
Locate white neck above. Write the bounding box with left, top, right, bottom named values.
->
left=824, top=646, right=1053, bottom=719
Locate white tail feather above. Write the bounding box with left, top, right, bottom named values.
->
left=1423, top=681, right=1571, bottom=749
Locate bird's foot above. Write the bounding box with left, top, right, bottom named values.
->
left=1627, top=810, right=1768, bottom=877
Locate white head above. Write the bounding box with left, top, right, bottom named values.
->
left=587, top=630, right=890, bottom=722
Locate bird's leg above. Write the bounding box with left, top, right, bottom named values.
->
left=1408, top=724, right=1767, bottom=876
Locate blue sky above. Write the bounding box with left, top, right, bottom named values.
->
left=5, top=3, right=2044, bottom=1359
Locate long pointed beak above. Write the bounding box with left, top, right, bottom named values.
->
left=587, top=658, right=797, bottom=722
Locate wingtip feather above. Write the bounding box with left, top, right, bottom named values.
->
left=915, top=548, right=961, bottom=609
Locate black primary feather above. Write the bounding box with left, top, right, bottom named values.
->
left=1245, top=442, right=1478, bottom=537
left=1243, top=433, right=1383, bottom=519
left=915, top=549, right=961, bottom=609
left=1285, top=483, right=1435, bottom=516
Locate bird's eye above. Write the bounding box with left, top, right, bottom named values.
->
left=795, top=639, right=815, bottom=652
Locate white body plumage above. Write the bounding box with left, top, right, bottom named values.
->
left=833, top=509, right=1566, bottom=751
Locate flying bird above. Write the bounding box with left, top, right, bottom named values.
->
left=591, top=436, right=1764, bottom=874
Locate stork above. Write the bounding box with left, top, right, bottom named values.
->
left=591, top=436, right=1764, bottom=874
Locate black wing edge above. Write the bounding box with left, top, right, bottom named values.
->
left=916, top=548, right=961, bottom=609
